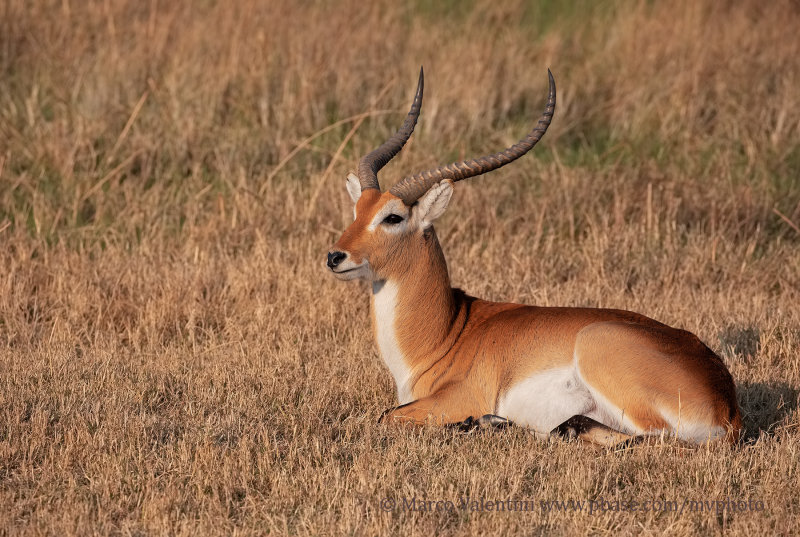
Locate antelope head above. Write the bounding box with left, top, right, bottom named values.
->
left=327, top=67, right=556, bottom=282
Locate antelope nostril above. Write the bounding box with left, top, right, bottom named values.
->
left=327, top=251, right=347, bottom=269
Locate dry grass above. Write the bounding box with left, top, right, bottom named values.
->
left=1, top=0, right=800, bottom=535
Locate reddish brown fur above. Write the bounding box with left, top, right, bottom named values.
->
left=332, top=190, right=742, bottom=445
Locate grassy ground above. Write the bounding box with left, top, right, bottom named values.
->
left=1, top=0, right=799, bottom=534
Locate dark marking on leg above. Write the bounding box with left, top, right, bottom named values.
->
left=554, top=415, right=640, bottom=447
left=378, top=401, right=414, bottom=424
left=477, top=414, right=513, bottom=429
left=448, top=414, right=514, bottom=433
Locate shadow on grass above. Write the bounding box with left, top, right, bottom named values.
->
left=718, top=324, right=799, bottom=442
left=738, top=381, right=799, bottom=442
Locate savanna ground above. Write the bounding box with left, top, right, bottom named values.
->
left=1, top=0, right=799, bottom=535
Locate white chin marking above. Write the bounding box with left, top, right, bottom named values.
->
left=332, top=267, right=366, bottom=281
left=330, top=260, right=370, bottom=281
left=372, top=280, right=414, bottom=404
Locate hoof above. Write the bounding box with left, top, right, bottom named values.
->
left=451, top=416, right=478, bottom=432
left=477, top=414, right=512, bottom=429
left=451, top=414, right=512, bottom=432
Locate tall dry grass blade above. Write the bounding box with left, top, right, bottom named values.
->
left=259, top=109, right=398, bottom=196
left=81, top=150, right=143, bottom=203
left=773, top=207, right=800, bottom=236
left=304, top=81, right=394, bottom=221
left=106, top=90, right=149, bottom=165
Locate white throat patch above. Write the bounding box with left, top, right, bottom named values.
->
left=372, top=280, right=414, bottom=404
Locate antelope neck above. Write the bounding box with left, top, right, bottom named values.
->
left=370, top=230, right=461, bottom=402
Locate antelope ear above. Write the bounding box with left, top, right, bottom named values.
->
left=345, top=173, right=361, bottom=203
left=414, top=180, right=453, bottom=229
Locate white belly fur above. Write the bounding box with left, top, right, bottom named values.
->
left=372, top=280, right=414, bottom=404
left=496, top=366, right=595, bottom=434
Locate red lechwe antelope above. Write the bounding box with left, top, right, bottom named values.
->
left=326, top=68, right=742, bottom=445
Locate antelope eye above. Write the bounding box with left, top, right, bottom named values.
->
left=382, top=214, right=404, bottom=225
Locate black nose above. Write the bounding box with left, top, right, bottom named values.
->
left=327, top=251, right=347, bottom=269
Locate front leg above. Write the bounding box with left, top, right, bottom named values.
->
left=379, top=399, right=473, bottom=426
left=378, top=387, right=489, bottom=426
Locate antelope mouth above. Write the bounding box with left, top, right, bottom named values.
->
left=329, top=261, right=370, bottom=280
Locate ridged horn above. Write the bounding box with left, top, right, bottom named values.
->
left=356, top=67, right=424, bottom=191
left=389, top=69, right=556, bottom=205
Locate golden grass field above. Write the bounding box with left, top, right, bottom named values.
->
left=1, top=0, right=799, bottom=534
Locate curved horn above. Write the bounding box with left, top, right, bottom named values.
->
left=390, top=69, right=556, bottom=205
left=356, top=67, right=424, bottom=191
